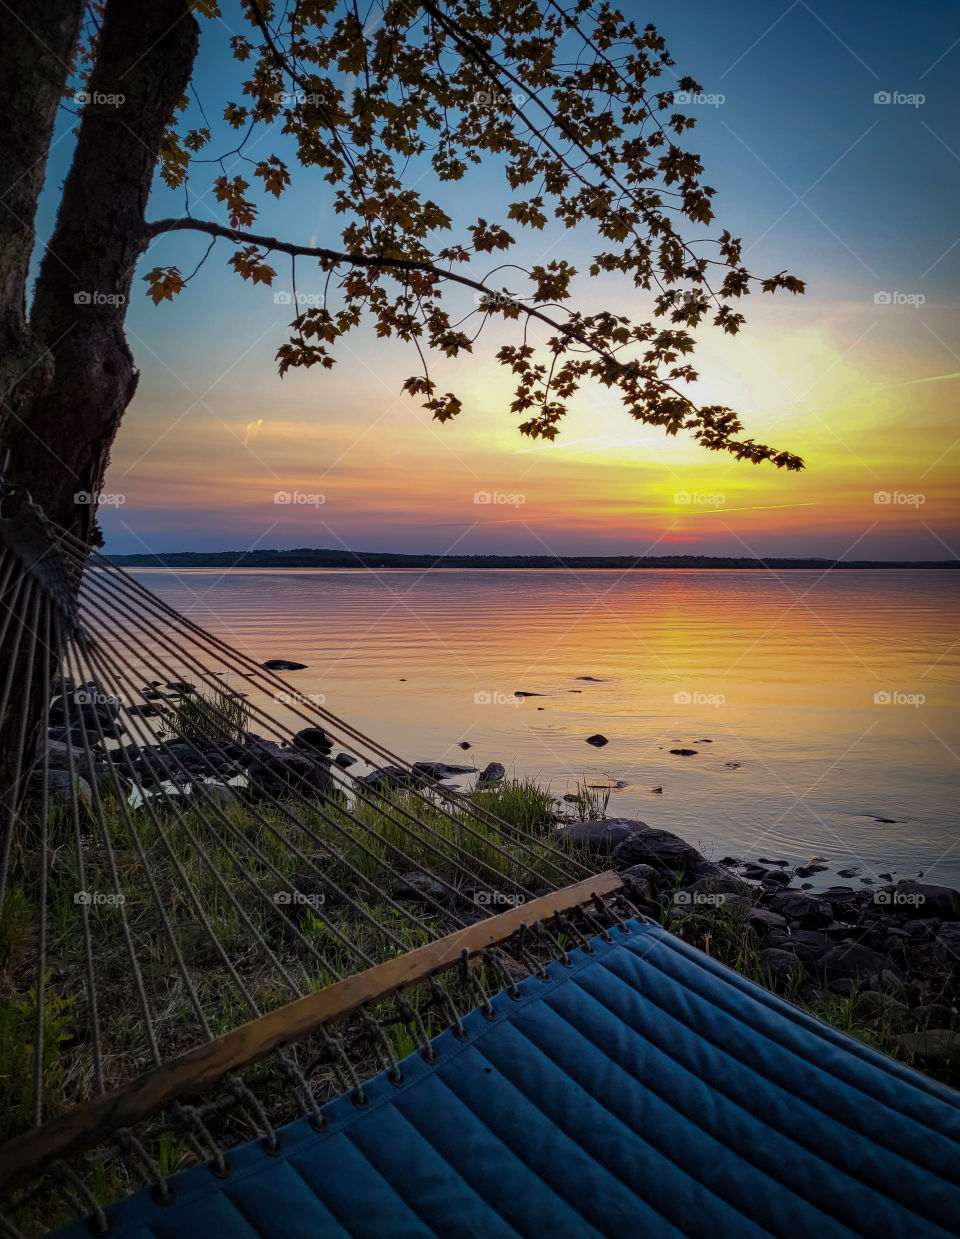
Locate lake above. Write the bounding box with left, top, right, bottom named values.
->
left=131, top=567, right=960, bottom=889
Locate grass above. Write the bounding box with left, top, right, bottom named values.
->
left=161, top=685, right=251, bottom=746
left=1, top=774, right=586, bottom=1232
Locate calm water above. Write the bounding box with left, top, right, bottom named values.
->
left=132, top=568, right=960, bottom=889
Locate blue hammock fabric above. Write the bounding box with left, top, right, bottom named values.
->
left=54, top=920, right=960, bottom=1239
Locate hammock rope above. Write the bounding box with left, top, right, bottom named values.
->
left=0, top=473, right=625, bottom=1236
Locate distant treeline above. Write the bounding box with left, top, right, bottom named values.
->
left=109, top=549, right=959, bottom=570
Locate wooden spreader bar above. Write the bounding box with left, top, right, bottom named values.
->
left=0, top=871, right=622, bottom=1193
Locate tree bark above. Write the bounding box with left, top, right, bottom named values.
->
left=0, top=0, right=199, bottom=814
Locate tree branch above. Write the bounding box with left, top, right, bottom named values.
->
left=143, top=215, right=802, bottom=469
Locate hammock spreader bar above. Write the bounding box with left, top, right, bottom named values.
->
left=0, top=873, right=622, bottom=1194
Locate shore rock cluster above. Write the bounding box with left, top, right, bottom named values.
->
left=559, top=817, right=960, bottom=1080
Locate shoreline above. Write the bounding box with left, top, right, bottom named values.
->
left=108, top=551, right=960, bottom=571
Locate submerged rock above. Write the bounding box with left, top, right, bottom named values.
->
left=669, top=748, right=698, bottom=757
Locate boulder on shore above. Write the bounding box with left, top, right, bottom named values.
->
left=599, top=821, right=720, bottom=878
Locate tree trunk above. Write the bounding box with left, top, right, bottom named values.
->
left=3, top=0, right=199, bottom=538
left=0, top=0, right=85, bottom=437
left=0, top=0, right=199, bottom=816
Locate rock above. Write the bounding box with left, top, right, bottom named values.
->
left=196, top=782, right=239, bottom=810
left=819, top=942, right=902, bottom=983
left=412, top=761, right=475, bottom=778
left=794, top=860, right=829, bottom=877
left=669, top=748, right=697, bottom=757
left=126, top=703, right=163, bottom=717
left=458, top=741, right=472, bottom=750
left=477, top=762, right=505, bottom=784
left=724, top=761, right=742, bottom=769
left=165, top=681, right=197, bottom=695
left=248, top=749, right=333, bottom=797
left=585, top=734, right=608, bottom=747
left=561, top=819, right=642, bottom=853
left=620, top=864, right=659, bottom=900
left=740, top=863, right=768, bottom=881
left=611, top=824, right=719, bottom=878
left=898, top=1029, right=960, bottom=1074
left=747, top=907, right=789, bottom=932
left=514, top=691, right=544, bottom=697
left=45, top=770, right=92, bottom=808
left=912, top=1003, right=958, bottom=1029
left=934, top=924, right=960, bottom=965
left=356, top=766, right=415, bottom=793
left=758, top=858, right=789, bottom=867
left=784, top=929, right=829, bottom=962
left=856, top=991, right=909, bottom=1022
left=575, top=676, right=608, bottom=682
left=650, top=786, right=663, bottom=794
left=891, top=881, right=960, bottom=921
left=759, top=948, right=803, bottom=983
left=334, top=753, right=357, bottom=768
left=761, top=870, right=792, bottom=888
left=292, top=727, right=334, bottom=756
left=837, top=868, right=860, bottom=879
left=396, top=873, right=447, bottom=900
left=871, top=969, right=905, bottom=995
left=262, top=659, right=308, bottom=671
left=768, top=890, right=832, bottom=928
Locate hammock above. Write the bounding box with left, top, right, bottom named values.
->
left=0, top=478, right=958, bottom=1238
